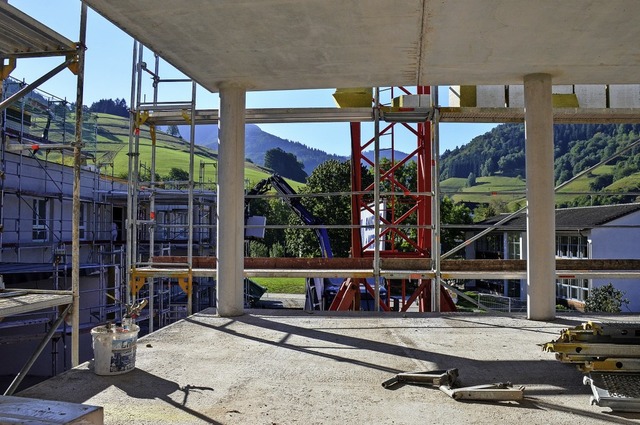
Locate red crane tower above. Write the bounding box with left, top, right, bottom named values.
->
left=330, top=86, right=456, bottom=312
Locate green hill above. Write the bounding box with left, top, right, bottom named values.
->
left=91, top=113, right=302, bottom=189
left=440, top=123, right=640, bottom=208
left=92, top=114, right=278, bottom=186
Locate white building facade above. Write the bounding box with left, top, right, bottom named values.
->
left=468, top=204, right=640, bottom=312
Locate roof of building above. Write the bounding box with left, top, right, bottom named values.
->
left=480, top=203, right=640, bottom=230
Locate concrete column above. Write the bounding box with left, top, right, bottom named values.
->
left=524, top=73, right=556, bottom=320
left=216, top=84, right=246, bottom=317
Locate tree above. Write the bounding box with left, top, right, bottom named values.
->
left=440, top=197, right=473, bottom=256
left=248, top=240, right=269, bottom=258
left=166, top=167, right=190, bottom=182
left=584, top=283, right=629, bottom=313
left=89, top=98, right=129, bottom=117
left=466, top=172, right=476, bottom=187
left=285, top=159, right=372, bottom=258
left=264, top=147, right=307, bottom=182
left=589, top=174, right=614, bottom=192
left=166, top=125, right=182, bottom=139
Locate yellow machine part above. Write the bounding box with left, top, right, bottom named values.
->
left=332, top=88, right=373, bottom=108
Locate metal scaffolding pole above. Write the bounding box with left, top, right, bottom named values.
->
left=187, top=80, right=197, bottom=315
left=373, top=88, right=381, bottom=311
left=126, top=40, right=141, bottom=307
left=71, top=1, right=87, bottom=368
left=431, top=87, right=441, bottom=312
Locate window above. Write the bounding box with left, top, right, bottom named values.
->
left=556, top=234, right=588, bottom=258
left=556, top=278, right=589, bottom=302
left=475, top=234, right=503, bottom=259
left=32, top=199, right=48, bottom=241
left=507, top=233, right=521, bottom=259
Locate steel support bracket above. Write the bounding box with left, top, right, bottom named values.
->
left=181, top=109, right=192, bottom=125
left=66, top=53, right=80, bottom=75
left=129, top=270, right=146, bottom=296
left=1, top=57, right=16, bottom=80
left=177, top=272, right=192, bottom=297
left=136, top=110, right=150, bottom=129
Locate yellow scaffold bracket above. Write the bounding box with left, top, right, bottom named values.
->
left=1, top=57, right=16, bottom=80
left=130, top=270, right=147, bottom=296
left=177, top=271, right=193, bottom=297
left=149, top=124, right=157, bottom=146
left=136, top=110, right=150, bottom=128
left=66, top=53, right=80, bottom=75
left=181, top=110, right=192, bottom=125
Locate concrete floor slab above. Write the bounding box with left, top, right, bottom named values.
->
left=17, top=310, right=640, bottom=424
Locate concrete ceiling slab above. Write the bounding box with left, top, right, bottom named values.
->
left=83, top=0, right=640, bottom=92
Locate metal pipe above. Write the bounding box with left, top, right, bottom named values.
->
left=4, top=304, right=72, bottom=396
left=125, top=40, right=139, bottom=307
left=0, top=59, right=73, bottom=113
left=373, top=88, right=381, bottom=311
left=70, top=2, right=87, bottom=368
left=146, top=54, right=161, bottom=333
left=431, top=86, right=441, bottom=312
left=187, top=80, right=197, bottom=315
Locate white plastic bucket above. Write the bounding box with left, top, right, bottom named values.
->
left=90, top=324, right=139, bottom=375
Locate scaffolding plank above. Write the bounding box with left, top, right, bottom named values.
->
left=0, top=2, right=77, bottom=58
left=143, top=106, right=640, bottom=126
left=0, top=395, right=103, bottom=424
left=584, top=373, right=640, bottom=412
left=0, top=291, right=72, bottom=317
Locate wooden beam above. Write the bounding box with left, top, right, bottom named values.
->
left=150, top=257, right=640, bottom=272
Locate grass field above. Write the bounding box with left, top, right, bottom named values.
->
left=251, top=277, right=306, bottom=294
left=442, top=175, right=526, bottom=204
left=86, top=113, right=305, bottom=189
left=441, top=165, right=640, bottom=208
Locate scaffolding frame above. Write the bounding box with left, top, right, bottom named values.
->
left=0, top=1, right=85, bottom=393
left=126, top=43, right=220, bottom=329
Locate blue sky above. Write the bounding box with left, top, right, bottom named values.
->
left=8, top=1, right=497, bottom=156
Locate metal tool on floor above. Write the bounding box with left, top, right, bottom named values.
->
left=382, top=369, right=525, bottom=402
left=382, top=369, right=458, bottom=389
left=440, top=382, right=525, bottom=401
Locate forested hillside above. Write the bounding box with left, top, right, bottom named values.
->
left=440, top=123, right=640, bottom=205
left=178, top=123, right=346, bottom=174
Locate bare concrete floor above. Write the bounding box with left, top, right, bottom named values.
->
left=17, top=310, right=640, bottom=425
